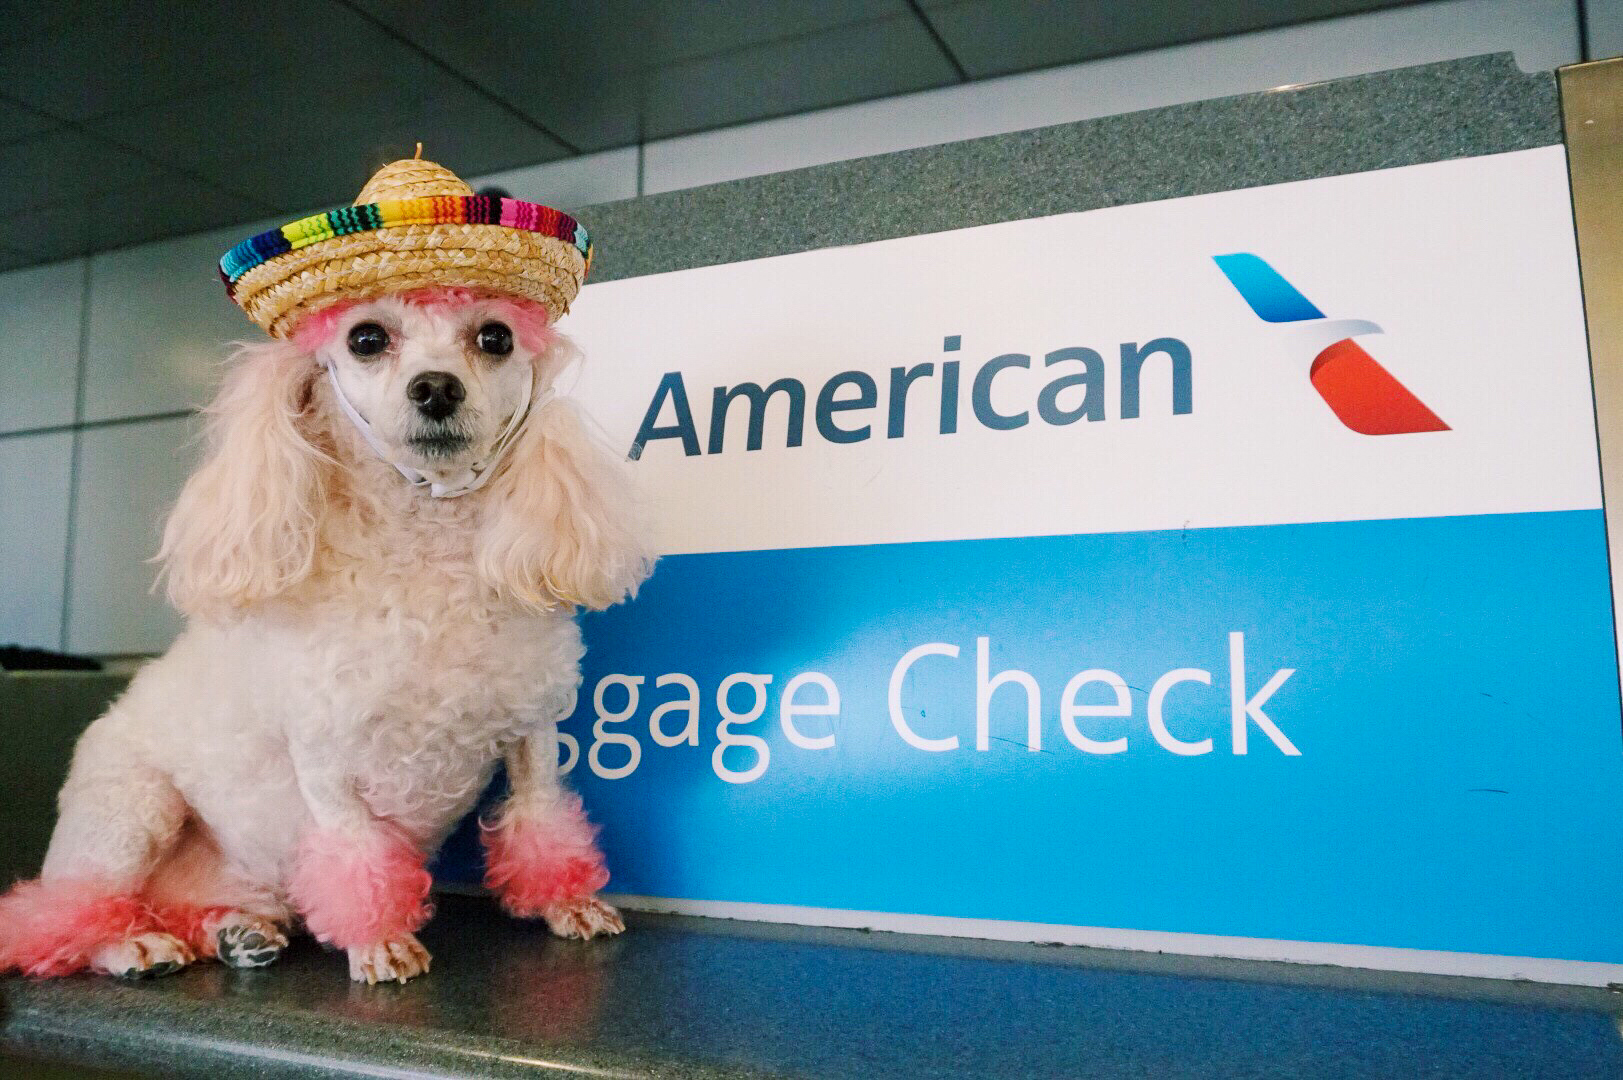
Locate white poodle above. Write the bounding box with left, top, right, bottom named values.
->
left=0, top=286, right=651, bottom=983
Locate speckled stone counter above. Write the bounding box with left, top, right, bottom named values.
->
left=6, top=894, right=1623, bottom=1079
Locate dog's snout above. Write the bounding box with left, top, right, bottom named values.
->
left=407, top=371, right=465, bottom=420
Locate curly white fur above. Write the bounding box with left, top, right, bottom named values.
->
left=0, top=295, right=652, bottom=982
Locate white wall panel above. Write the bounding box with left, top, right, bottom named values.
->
left=0, top=259, right=84, bottom=434
left=81, top=215, right=290, bottom=423
left=0, top=431, right=72, bottom=648
left=1589, top=0, right=1623, bottom=59
left=65, top=416, right=199, bottom=654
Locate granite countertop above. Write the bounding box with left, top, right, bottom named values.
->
left=5, top=894, right=1623, bottom=1079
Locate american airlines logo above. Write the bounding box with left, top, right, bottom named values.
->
left=1213, top=253, right=1449, bottom=436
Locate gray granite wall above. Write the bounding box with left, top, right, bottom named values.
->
left=580, top=54, right=1560, bottom=285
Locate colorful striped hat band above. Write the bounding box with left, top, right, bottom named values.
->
left=219, top=155, right=592, bottom=338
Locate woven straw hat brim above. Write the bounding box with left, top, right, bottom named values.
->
left=232, top=223, right=586, bottom=339
left=221, top=155, right=592, bottom=337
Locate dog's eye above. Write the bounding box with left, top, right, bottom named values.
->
left=347, top=322, right=390, bottom=357
left=347, top=322, right=389, bottom=357
left=476, top=321, right=513, bottom=357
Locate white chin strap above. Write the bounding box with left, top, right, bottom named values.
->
left=324, top=362, right=550, bottom=498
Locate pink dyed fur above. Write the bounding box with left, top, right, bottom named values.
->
left=0, top=879, right=152, bottom=976
left=292, top=287, right=555, bottom=353
left=289, top=299, right=357, bottom=352
left=289, top=823, right=433, bottom=948
left=481, top=796, right=609, bottom=915
left=150, top=904, right=238, bottom=956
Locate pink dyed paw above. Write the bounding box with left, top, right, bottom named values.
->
left=0, top=879, right=151, bottom=977
left=481, top=800, right=612, bottom=921
left=290, top=823, right=433, bottom=949
left=542, top=896, right=625, bottom=940
left=89, top=932, right=195, bottom=979
left=490, top=852, right=611, bottom=920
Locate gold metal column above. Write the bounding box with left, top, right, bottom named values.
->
left=1560, top=57, right=1623, bottom=654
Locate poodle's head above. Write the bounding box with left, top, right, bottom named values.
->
left=292, top=288, right=557, bottom=490
left=158, top=286, right=652, bottom=619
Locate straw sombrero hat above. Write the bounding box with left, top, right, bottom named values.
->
left=219, top=151, right=591, bottom=338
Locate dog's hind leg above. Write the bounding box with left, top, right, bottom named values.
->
left=0, top=717, right=193, bottom=977
left=143, top=822, right=290, bottom=969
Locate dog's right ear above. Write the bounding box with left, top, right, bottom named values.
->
left=157, top=340, right=329, bottom=618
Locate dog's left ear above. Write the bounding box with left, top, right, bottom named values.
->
left=478, top=351, right=653, bottom=612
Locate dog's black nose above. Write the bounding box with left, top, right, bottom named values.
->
left=407, top=371, right=465, bottom=420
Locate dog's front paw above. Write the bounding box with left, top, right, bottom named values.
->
left=90, top=932, right=195, bottom=979
left=543, top=896, right=625, bottom=940
left=347, top=933, right=432, bottom=985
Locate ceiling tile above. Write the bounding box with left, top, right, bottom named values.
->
left=0, top=172, right=264, bottom=263
left=0, top=128, right=177, bottom=212
left=0, top=97, right=56, bottom=145
left=918, top=0, right=1414, bottom=78
left=644, top=14, right=960, bottom=140
left=104, top=181, right=270, bottom=253
left=0, top=246, right=43, bottom=273
left=348, top=0, right=912, bottom=151
left=0, top=205, right=93, bottom=262
left=499, top=76, right=643, bottom=154
left=83, top=49, right=570, bottom=215
left=0, top=1, right=91, bottom=41
left=0, top=0, right=370, bottom=121
left=353, top=0, right=907, bottom=73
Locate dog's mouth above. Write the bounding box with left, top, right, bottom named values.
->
left=405, top=431, right=474, bottom=459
